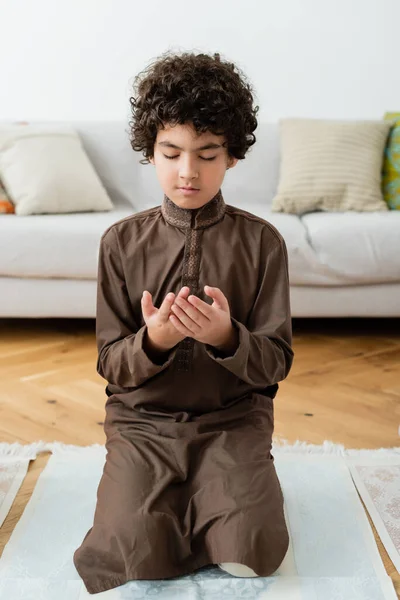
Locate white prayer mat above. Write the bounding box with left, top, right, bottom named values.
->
left=346, top=449, right=400, bottom=574
left=0, top=440, right=397, bottom=600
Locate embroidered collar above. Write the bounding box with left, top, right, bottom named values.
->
left=161, top=189, right=226, bottom=230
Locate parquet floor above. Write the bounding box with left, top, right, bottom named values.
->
left=0, top=317, right=399, bottom=594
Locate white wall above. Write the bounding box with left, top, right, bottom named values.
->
left=1, top=0, right=398, bottom=122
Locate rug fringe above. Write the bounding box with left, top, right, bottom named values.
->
left=273, top=438, right=400, bottom=457
left=273, top=439, right=346, bottom=455
left=0, top=441, right=50, bottom=458
left=48, top=441, right=106, bottom=456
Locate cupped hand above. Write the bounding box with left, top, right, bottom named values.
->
left=141, top=286, right=191, bottom=350
left=169, top=285, right=233, bottom=348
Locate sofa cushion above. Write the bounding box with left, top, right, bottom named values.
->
left=271, top=118, right=391, bottom=214
left=0, top=199, right=133, bottom=279
left=382, top=112, right=400, bottom=210
left=233, top=200, right=338, bottom=285
left=0, top=124, right=115, bottom=215
left=300, top=211, right=400, bottom=283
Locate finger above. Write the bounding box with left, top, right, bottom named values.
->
left=141, top=290, right=153, bottom=318
left=170, top=304, right=200, bottom=333
left=186, top=294, right=214, bottom=318
left=177, top=286, right=190, bottom=299
left=203, top=286, right=228, bottom=311
left=167, top=288, right=190, bottom=321
left=175, top=297, right=210, bottom=325
left=158, top=292, right=175, bottom=322
left=169, top=314, right=193, bottom=337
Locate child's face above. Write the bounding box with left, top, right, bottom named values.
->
left=149, top=122, right=238, bottom=208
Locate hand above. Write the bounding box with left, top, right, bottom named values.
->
left=141, top=286, right=191, bottom=351
left=169, top=285, right=237, bottom=350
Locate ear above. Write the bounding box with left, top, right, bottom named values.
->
left=149, top=156, right=155, bottom=166
left=227, top=156, right=239, bottom=169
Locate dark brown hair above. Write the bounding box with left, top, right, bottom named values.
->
left=128, top=50, right=259, bottom=165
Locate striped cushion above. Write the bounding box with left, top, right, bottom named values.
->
left=271, top=118, right=392, bottom=214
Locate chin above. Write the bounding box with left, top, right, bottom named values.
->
left=181, top=199, right=208, bottom=208
left=174, top=194, right=203, bottom=203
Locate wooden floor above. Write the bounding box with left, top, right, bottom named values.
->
left=0, top=316, right=399, bottom=594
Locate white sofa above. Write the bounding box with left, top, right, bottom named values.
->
left=1, top=120, right=399, bottom=318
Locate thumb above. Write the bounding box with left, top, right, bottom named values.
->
left=204, top=285, right=228, bottom=310
left=141, top=290, right=155, bottom=319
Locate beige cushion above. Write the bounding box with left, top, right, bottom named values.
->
left=271, top=118, right=392, bottom=214
left=0, top=125, right=114, bottom=215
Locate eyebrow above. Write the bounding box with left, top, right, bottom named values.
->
left=158, top=141, right=222, bottom=151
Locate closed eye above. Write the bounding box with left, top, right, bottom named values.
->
left=163, top=155, right=216, bottom=161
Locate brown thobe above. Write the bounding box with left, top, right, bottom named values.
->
left=73, top=189, right=294, bottom=594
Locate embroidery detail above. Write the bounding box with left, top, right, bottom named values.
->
left=161, top=189, right=226, bottom=230
left=161, top=190, right=226, bottom=371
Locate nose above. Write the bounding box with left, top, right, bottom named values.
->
left=178, top=155, right=199, bottom=181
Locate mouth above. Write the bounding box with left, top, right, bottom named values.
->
left=178, top=187, right=200, bottom=195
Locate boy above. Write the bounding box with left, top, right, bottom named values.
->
left=73, top=50, right=294, bottom=595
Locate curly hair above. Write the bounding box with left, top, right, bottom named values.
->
left=128, top=50, right=259, bottom=165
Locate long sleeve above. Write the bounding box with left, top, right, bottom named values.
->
left=204, top=228, right=294, bottom=387
left=95, top=227, right=178, bottom=388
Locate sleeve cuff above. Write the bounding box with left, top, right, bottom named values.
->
left=134, top=324, right=178, bottom=369
left=204, top=317, right=249, bottom=365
